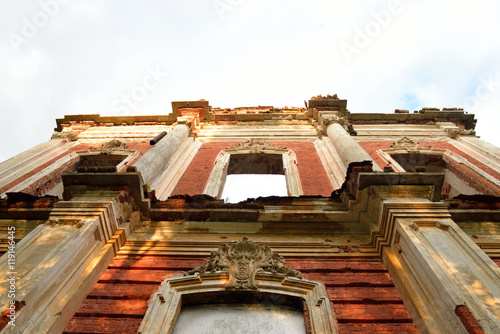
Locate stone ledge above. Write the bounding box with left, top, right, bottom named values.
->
left=357, top=172, right=445, bottom=202
left=62, top=172, right=150, bottom=215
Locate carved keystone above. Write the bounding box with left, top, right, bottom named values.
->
left=227, top=139, right=287, bottom=153
left=185, top=237, right=302, bottom=290
left=389, top=137, right=420, bottom=152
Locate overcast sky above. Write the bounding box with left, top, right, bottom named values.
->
left=1, top=0, right=499, bottom=163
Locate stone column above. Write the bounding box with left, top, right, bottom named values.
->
left=133, top=124, right=190, bottom=186
left=326, top=123, right=373, bottom=170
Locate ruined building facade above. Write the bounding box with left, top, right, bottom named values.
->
left=0, top=96, right=499, bottom=333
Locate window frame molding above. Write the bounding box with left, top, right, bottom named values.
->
left=76, top=147, right=141, bottom=173
left=377, top=137, right=500, bottom=197
left=138, top=271, right=336, bottom=334
left=378, top=140, right=500, bottom=187
left=202, top=140, right=303, bottom=198
left=138, top=237, right=336, bottom=333
left=377, top=146, right=447, bottom=173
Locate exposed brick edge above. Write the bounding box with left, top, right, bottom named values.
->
left=302, top=300, right=312, bottom=334
left=455, top=305, right=485, bottom=334
left=0, top=300, right=25, bottom=330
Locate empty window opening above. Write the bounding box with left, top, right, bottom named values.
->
left=391, top=153, right=482, bottom=199
left=173, top=303, right=306, bottom=334
left=227, top=153, right=284, bottom=175
left=203, top=142, right=303, bottom=199
left=222, top=174, right=287, bottom=203
left=221, top=153, right=288, bottom=203
left=78, top=154, right=128, bottom=169
left=173, top=292, right=306, bottom=334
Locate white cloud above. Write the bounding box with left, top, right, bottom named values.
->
left=0, top=0, right=499, bottom=163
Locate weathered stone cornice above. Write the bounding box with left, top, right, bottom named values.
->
left=349, top=110, right=476, bottom=130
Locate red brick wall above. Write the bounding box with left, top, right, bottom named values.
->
left=63, top=256, right=205, bottom=334
left=287, top=258, right=418, bottom=333
left=171, top=142, right=239, bottom=196
left=64, top=256, right=417, bottom=334
left=124, top=142, right=152, bottom=155
left=455, top=305, right=485, bottom=334
left=271, top=141, right=333, bottom=196
left=357, top=141, right=393, bottom=169
left=171, top=141, right=333, bottom=197
left=443, top=156, right=500, bottom=196
left=21, top=156, right=80, bottom=196
left=419, top=141, right=500, bottom=194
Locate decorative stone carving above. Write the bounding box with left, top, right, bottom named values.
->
left=447, top=129, right=476, bottom=139
left=322, top=115, right=340, bottom=126
left=51, top=131, right=78, bottom=141
left=389, top=137, right=421, bottom=152
left=185, top=237, right=302, bottom=289
left=227, top=139, right=287, bottom=153
left=100, top=139, right=129, bottom=154
left=321, top=115, right=347, bottom=130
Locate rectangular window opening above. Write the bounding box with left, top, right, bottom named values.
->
left=173, top=303, right=306, bottom=334
left=221, top=174, right=288, bottom=203
left=390, top=152, right=482, bottom=198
